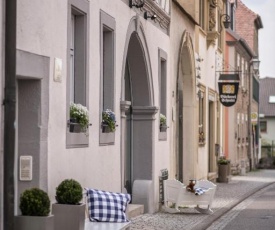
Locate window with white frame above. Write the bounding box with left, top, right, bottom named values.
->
left=236, top=53, right=240, bottom=79
left=269, top=96, right=275, bottom=103
left=155, top=0, right=170, bottom=14
left=260, top=121, right=267, bottom=133
left=229, top=1, right=236, bottom=31
left=244, top=61, right=248, bottom=89
left=241, top=58, right=244, bottom=87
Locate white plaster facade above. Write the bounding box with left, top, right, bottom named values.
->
left=1, top=1, right=233, bottom=227
left=169, top=2, right=197, bottom=184
left=13, top=0, right=171, bottom=215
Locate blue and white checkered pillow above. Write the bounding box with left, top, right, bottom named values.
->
left=86, top=188, right=131, bottom=222
left=194, top=187, right=209, bottom=196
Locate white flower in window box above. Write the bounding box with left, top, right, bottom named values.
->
left=160, top=113, right=168, bottom=132
left=69, top=102, right=90, bottom=133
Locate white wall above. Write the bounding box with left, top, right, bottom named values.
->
left=169, top=3, right=196, bottom=181
left=16, top=0, right=171, bottom=212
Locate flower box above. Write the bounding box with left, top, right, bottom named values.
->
left=159, top=113, right=167, bottom=132
left=101, top=123, right=112, bottom=133
left=102, top=109, right=116, bottom=133
left=69, top=103, right=90, bottom=134
left=160, top=124, right=168, bottom=132
left=69, top=119, right=86, bottom=133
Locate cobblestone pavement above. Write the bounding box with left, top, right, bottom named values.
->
left=129, top=170, right=275, bottom=230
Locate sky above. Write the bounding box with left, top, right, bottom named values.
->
left=241, top=0, right=275, bottom=78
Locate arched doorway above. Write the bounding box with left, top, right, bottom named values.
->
left=120, top=17, right=157, bottom=213
left=176, top=31, right=197, bottom=183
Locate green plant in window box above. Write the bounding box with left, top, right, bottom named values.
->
left=160, top=113, right=167, bottom=132
left=69, top=102, right=90, bottom=133
left=102, top=109, right=116, bottom=133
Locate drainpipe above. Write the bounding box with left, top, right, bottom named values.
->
left=4, top=0, right=17, bottom=229
left=248, top=65, right=252, bottom=171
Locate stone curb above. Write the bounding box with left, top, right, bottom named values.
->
left=191, top=181, right=275, bottom=230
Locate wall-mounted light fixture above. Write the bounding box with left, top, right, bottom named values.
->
left=144, top=11, right=157, bottom=20
left=129, top=0, right=144, bottom=8
left=250, top=57, right=260, bottom=74
left=220, top=14, right=231, bottom=32
left=196, top=57, right=204, bottom=62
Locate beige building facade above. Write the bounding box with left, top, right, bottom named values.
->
left=1, top=1, right=264, bottom=229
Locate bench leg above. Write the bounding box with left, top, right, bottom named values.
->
left=162, top=202, right=181, bottom=214
left=195, top=205, right=213, bottom=214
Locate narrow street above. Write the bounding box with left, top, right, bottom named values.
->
left=130, top=170, right=275, bottom=230
left=207, top=182, right=275, bottom=230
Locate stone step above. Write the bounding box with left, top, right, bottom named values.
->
left=126, top=204, right=144, bottom=220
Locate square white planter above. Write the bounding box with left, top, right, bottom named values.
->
left=52, top=203, right=85, bottom=230
left=14, top=215, right=54, bottom=230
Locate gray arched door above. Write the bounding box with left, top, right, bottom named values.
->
left=121, top=28, right=157, bottom=196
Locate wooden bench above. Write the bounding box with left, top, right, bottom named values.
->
left=163, top=179, right=216, bottom=214
left=83, top=189, right=131, bottom=230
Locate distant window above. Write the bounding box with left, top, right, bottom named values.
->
left=155, top=0, right=170, bottom=14
left=199, top=0, right=205, bottom=30
left=260, top=121, right=267, bottom=133
left=236, top=53, right=240, bottom=71
left=269, top=96, right=275, bottom=103
left=230, top=2, right=235, bottom=30
left=241, top=58, right=244, bottom=87
left=198, top=87, right=206, bottom=145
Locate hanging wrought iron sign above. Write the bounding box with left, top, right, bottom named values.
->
left=218, top=74, right=240, bottom=107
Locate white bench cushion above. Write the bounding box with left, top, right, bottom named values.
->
left=85, top=220, right=130, bottom=230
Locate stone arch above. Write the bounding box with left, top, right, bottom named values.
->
left=176, top=30, right=197, bottom=183
left=120, top=16, right=157, bottom=213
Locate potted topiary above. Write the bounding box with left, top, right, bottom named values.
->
left=14, top=188, right=54, bottom=230
left=217, top=156, right=231, bottom=183
left=52, top=179, right=85, bottom=230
